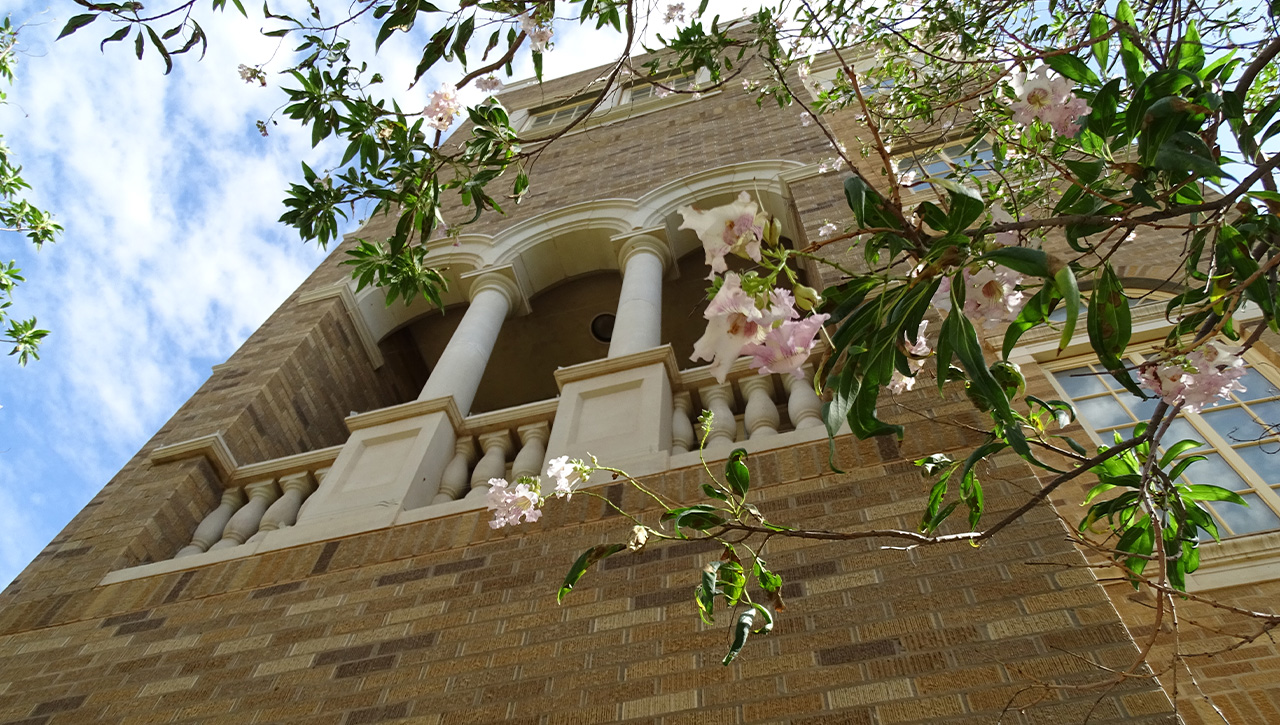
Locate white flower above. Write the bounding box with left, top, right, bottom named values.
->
left=423, top=83, right=462, bottom=131
left=1139, top=343, right=1247, bottom=413
left=692, top=273, right=768, bottom=382
left=663, top=3, right=685, bottom=23
left=678, top=191, right=766, bottom=279
left=519, top=12, right=554, bottom=52
left=545, top=456, right=586, bottom=499
left=1007, top=67, right=1091, bottom=137
left=486, top=478, right=543, bottom=529
left=817, top=222, right=839, bottom=239
left=800, top=112, right=813, bottom=127
left=475, top=75, right=504, bottom=93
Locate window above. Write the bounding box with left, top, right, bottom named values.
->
left=901, top=140, right=995, bottom=191
left=627, top=72, right=694, bottom=103
left=527, top=92, right=602, bottom=129
left=1048, top=353, right=1280, bottom=538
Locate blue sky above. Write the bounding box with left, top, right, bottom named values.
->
left=0, top=0, right=754, bottom=589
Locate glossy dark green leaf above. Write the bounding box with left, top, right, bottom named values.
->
left=57, top=13, right=97, bottom=40
left=725, top=449, right=750, bottom=497
left=1043, top=52, right=1100, bottom=86
left=1053, top=264, right=1080, bottom=353
left=980, top=247, right=1050, bottom=278
left=722, top=609, right=754, bottom=665
left=1088, top=12, right=1110, bottom=69
left=557, top=543, right=626, bottom=604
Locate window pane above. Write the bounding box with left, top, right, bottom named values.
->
left=1127, top=393, right=1160, bottom=422
left=1201, top=405, right=1264, bottom=442
left=1055, top=367, right=1109, bottom=398
left=1248, top=399, right=1280, bottom=437
left=1210, top=493, right=1280, bottom=536
left=1237, top=367, right=1280, bottom=401
left=1075, top=396, right=1133, bottom=430
left=1234, top=445, right=1280, bottom=484
left=1163, top=417, right=1201, bottom=446
left=1179, top=452, right=1249, bottom=490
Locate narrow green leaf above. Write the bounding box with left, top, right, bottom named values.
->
left=722, top=609, right=754, bottom=665
left=57, top=13, right=98, bottom=40
left=725, top=449, right=750, bottom=497
left=558, top=544, right=626, bottom=604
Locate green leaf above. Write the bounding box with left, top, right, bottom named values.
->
left=696, top=563, right=719, bottom=624
left=1160, top=439, right=1203, bottom=467
left=725, top=449, right=750, bottom=497
left=1088, top=12, right=1110, bottom=69
left=702, top=484, right=729, bottom=501
left=722, top=609, right=755, bottom=665
left=1043, top=52, right=1100, bottom=86
left=1086, top=264, right=1144, bottom=397
left=1182, top=485, right=1247, bottom=505
left=557, top=543, right=626, bottom=604
left=980, top=247, right=1050, bottom=278
left=57, top=13, right=97, bottom=40
left=99, top=25, right=130, bottom=52
left=936, top=180, right=984, bottom=232
left=1053, top=264, right=1080, bottom=353
left=1174, top=20, right=1204, bottom=71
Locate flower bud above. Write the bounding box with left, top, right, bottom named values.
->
left=793, top=284, right=823, bottom=312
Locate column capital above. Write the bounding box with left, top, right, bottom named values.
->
left=461, top=265, right=530, bottom=316
left=614, top=233, right=674, bottom=273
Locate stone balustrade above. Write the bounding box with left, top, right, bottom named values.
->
left=174, top=450, right=335, bottom=559
left=673, top=360, right=825, bottom=455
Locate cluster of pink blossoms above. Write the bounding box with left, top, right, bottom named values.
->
left=423, top=83, right=462, bottom=131
left=1007, top=67, right=1091, bottom=136
left=679, top=194, right=831, bottom=383
left=487, top=456, right=588, bottom=529
left=932, top=265, right=1027, bottom=329
left=475, top=75, right=504, bottom=93
left=519, top=12, right=554, bottom=52
left=690, top=275, right=830, bottom=382
left=1138, top=342, right=1248, bottom=413
left=887, top=321, right=931, bottom=394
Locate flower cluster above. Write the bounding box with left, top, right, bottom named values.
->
left=1139, top=343, right=1248, bottom=413
left=238, top=64, right=266, bottom=87
left=1007, top=67, right=1091, bottom=137
left=475, top=75, right=504, bottom=93
left=663, top=3, right=685, bottom=23
left=817, top=222, right=839, bottom=240
left=423, top=83, right=462, bottom=131
left=931, top=265, right=1027, bottom=329
left=486, top=456, right=592, bottom=529
left=519, top=12, right=554, bottom=52
left=679, top=194, right=831, bottom=383
left=888, top=321, right=931, bottom=394
left=486, top=478, right=542, bottom=528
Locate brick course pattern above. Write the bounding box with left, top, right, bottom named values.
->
left=1, top=52, right=1271, bottom=723
left=0, top=438, right=1177, bottom=724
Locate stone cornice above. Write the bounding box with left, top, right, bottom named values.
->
left=555, top=345, right=681, bottom=391
left=150, top=433, right=239, bottom=482
left=345, top=396, right=465, bottom=434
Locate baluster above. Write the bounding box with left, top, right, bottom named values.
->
left=512, top=422, right=550, bottom=479
left=740, top=376, right=780, bottom=439
left=175, top=488, right=247, bottom=558
left=295, top=466, right=329, bottom=521
left=209, top=480, right=280, bottom=551
left=671, top=391, right=694, bottom=454
left=698, top=382, right=736, bottom=451
left=247, top=472, right=316, bottom=543
left=465, top=431, right=514, bottom=501
left=787, top=365, right=824, bottom=430
left=434, top=436, right=476, bottom=504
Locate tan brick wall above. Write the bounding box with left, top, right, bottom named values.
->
left=0, top=436, right=1175, bottom=724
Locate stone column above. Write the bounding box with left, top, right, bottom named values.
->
left=175, top=488, right=246, bottom=558
left=699, top=382, right=737, bottom=451
left=417, top=270, right=524, bottom=416
left=609, top=235, right=671, bottom=358
left=209, top=479, right=280, bottom=551
left=787, top=365, right=825, bottom=430
left=741, top=376, right=780, bottom=439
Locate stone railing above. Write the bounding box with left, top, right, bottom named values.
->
left=423, top=399, right=556, bottom=508
left=116, top=345, right=831, bottom=584
left=673, top=360, right=825, bottom=454
left=173, top=446, right=339, bottom=559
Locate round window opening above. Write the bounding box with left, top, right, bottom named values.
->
left=590, top=313, right=615, bottom=344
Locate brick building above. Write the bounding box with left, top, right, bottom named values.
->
left=1, top=52, right=1278, bottom=724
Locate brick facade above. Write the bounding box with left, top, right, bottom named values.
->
left=0, top=54, right=1271, bottom=723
